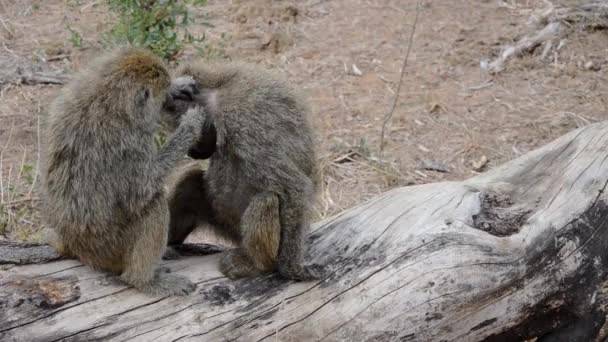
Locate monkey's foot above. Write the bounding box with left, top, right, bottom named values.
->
left=156, top=266, right=172, bottom=274
left=137, top=273, right=197, bottom=296
left=162, top=246, right=182, bottom=260
left=278, top=263, right=325, bottom=281
left=164, top=244, right=226, bottom=260
left=219, top=250, right=262, bottom=279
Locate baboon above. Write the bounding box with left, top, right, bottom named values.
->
left=164, top=61, right=323, bottom=280
left=43, top=47, right=204, bottom=296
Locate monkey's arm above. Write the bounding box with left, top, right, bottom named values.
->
left=154, top=106, right=204, bottom=181
left=163, top=77, right=217, bottom=160
left=187, top=115, right=217, bottom=160
left=167, top=165, right=212, bottom=247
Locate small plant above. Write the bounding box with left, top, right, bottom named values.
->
left=0, top=204, right=40, bottom=241
left=67, top=26, right=83, bottom=48
left=21, top=164, right=34, bottom=185
left=106, top=0, right=206, bottom=60
left=0, top=206, right=7, bottom=237
left=154, top=130, right=168, bottom=147
left=194, top=31, right=228, bottom=60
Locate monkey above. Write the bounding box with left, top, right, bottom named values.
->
left=43, top=47, right=205, bottom=296
left=163, top=61, right=324, bottom=280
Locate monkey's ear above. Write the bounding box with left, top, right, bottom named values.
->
left=162, top=92, right=176, bottom=112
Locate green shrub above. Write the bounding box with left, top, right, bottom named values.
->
left=106, top=0, right=206, bottom=60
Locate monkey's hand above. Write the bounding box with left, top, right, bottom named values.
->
left=179, top=105, right=205, bottom=142
left=155, top=105, right=205, bottom=177
left=162, top=246, right=182, bottom=260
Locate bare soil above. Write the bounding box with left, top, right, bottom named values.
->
left=1, top=0, right=607, bottom=241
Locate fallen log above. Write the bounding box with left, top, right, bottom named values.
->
left=3, top=121, right=608, bottom=341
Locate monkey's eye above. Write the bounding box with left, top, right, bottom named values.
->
left=143, top=89, right=150, bottom=100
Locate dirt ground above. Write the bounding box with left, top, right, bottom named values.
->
left=1, top=0, right=607, bottom=241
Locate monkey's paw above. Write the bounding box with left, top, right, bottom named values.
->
left=141, top=273, right=197, bottom=296
left=155, top=266, right=172, bottom=274
left=278, top=263, right=325, bottom=281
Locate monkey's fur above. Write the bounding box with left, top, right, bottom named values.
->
left=43, top=47, right=204, bottom=296
left=165, top=61, right=323, bottom=280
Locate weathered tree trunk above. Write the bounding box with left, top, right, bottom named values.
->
left=3, top=122, right=608, bottom=341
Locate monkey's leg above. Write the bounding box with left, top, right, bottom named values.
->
left=219, top=192, right=280, bottom=279
left=219, top=249, right=259, bottom=279
left=164, top=166, right=215, bottom=259
left=121, top=195, right=196, bottom=296
left=168, top=167, right=208, bottom=245
left=47, top=230, right=74, bottom=258
left=276, top=191, right=324, bottom=281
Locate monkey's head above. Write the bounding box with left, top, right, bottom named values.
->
left=118, top=49, right=171, bottom=121
left=162, top=76, right=200, bottom=129
left=79, top=47, right=171, bottom=125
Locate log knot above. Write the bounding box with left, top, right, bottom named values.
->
left=472, top=191, right=531, bottom=237
left=2, top=276, right=80, bottom=311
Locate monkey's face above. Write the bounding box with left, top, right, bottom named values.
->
left=150, top=89, right=168, bottom=112
left=129, top=86, right=165, bottom=128
left=162, top=96, right=192, bottom=130
left=162, top=76, right=199, bottom=130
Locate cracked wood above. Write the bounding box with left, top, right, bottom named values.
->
left=3, top=122, right=608, bottom=341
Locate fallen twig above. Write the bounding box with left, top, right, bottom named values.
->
left=1, top=197, right=41, bottom=206
left=19, top=72, right=68, bottom=85
left=378, top=0, right=422, bottom=156
left=484, top=0, right=608, bottom=73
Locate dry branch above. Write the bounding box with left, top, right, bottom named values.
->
left=3, top=121, right=608, bottom=341
left=18, top=72, right=68, bottom=85
left=0, top=55, right=69, bottom=86
left=486, top=0, right=608, bottom=73
left=379, top=0, right=421, bottom=155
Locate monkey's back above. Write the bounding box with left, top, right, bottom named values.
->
left=44, top=55, right=159, bottom=238
left=179, top=62, right=318, bottom=194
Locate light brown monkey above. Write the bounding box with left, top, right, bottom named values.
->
left=43, top=47, right=204, bottom=295
left=163, top=61, right=323, bottom=280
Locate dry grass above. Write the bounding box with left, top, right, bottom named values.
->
left=0, top=87, right=44, bottom=241
left=2, top=0, right=608, bottom=242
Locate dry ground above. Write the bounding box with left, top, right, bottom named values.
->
left=1, top=0, right=607, bottom=241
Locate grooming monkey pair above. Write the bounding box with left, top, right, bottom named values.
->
left=44, top=47, right=321, bottom=296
